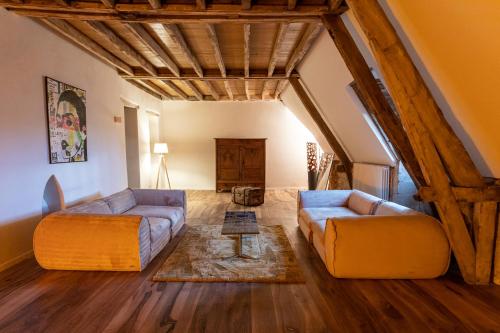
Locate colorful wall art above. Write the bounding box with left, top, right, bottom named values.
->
left=45, top=77, right=87, bottom=163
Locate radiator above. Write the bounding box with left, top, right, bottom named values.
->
left=352, top=163, right=391, bottom=200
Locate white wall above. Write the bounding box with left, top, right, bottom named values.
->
left=159, top=101, right=317, bottom=189
left=0, top=10, right=161, bottom=271
left=281, top=30, right=395, bottom=166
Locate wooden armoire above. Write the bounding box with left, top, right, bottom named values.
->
left=215, top=138, right=266, bottom=192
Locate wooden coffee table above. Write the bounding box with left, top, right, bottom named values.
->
left=221, top=211, right=260, bottom=259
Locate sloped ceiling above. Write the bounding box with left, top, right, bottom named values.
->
left=379, top=0, right=500, bottom=177
left=281, top=29, right=395, bottom=166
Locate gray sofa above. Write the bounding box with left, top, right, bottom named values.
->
left=33, top=188, right=186, bottom=271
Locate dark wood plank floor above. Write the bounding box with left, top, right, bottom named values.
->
left=1, top=190, right=500, bottom=332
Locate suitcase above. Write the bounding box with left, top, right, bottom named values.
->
left=231, top=186, right=265, bottom=206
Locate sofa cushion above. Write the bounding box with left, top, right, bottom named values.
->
left=300, top=207, right=359, bottom=225
left=348, top=190, right=383, bottom=215
left=374, top=201, right=422, bottom=216
left=103, top=189, right=137, bottom=214
left=65, top=200, right=112, bottom=215
left=299, top=190, right=352, bottom=208
left=123, top=205, right=183, bottom=221
left=148, top=217, right=172, bottom=258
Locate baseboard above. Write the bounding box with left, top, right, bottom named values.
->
left=0, top=250, right=34, bottom=272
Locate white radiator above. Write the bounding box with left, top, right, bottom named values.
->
left=352, top=163, right=391, bottom=200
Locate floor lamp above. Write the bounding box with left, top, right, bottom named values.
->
left=154, top=143, right=171, bottom=189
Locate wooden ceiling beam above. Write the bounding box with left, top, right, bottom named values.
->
left=162, top=80, right=188, bottom=100
left=274, top=22, right=321, bottom=97
left=245, top=81, right=251, bottom=100
left=288, top=0, right=297, bottom=11
left=99, top=0, right=114, bottom=8
left=161, top=24, right=203, bottom=77
left=84, top=20, right=157, bottom=77
left=126, top=79, right=162, bottom=99
left=263, top=22, right=288, bottom=98
left=321, top=14, right=425, bottom=187
left=267, top=23, right=289, bottom=77
left=125, top=23, right=180, bottom=77
left=224, top=81, right=234, bottom=100
left=204, top=81, right=220, bottom=101
left=328, top=0, right=343, bottom=11
left=184, top=80, right=203, bottom=100
left=347, top=0, right=482, bottom=283
left=289, top=77, right=353, bottom=184
left=1, top=1, right=345, bottom=23
left=139, top=79, right=173, bottom=99
left=242, top=0, right=252, bottom=10
left=121, top=70, right=295, bottom=80
left=285, top=23, right=322, bottom=76
left=54, top=0, right=70, bottom=7
left=196, top=0, right=206, bottom=10
left=206, top=24, right=226, bottom=78
left=39, top=18, right=133, bottom=75
left=244, top=23, right=250, bottom=78
left=147, top=0, right=162, bottom=10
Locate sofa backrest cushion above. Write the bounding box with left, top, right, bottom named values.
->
left=65, top=200, right=112, bottom=215
left=374, top=201, right=422, bottom=216
left=347, top=190, right=383, bottom=215
left=103, top=189, right=137, bottom=214
left=299, top=190, right=352, bottom=208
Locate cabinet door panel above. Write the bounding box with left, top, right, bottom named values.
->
left=241, top=145, right=265, bottom=181
left=217, top=146, right=240, bottom=181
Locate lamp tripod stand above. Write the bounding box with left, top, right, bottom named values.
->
left=156, top=153, right=171, bottom=189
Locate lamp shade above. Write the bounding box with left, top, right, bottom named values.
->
left=153, top=143, right=168, bottom=154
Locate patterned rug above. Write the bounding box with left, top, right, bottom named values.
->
left=153, top=225, right=304, bottom=283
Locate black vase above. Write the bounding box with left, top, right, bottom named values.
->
left=308, top=171, right=318, bottom=190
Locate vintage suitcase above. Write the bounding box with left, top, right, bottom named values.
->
left=231, top=186, right=265, bottom=206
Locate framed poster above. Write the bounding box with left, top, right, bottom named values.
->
left=45, top=77, right=87, bottom=163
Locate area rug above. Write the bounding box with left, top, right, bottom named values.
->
left=153, top=224, right=304, bottom=283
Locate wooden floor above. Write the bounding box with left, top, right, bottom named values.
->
left=1, top=190, right=500, bottom=332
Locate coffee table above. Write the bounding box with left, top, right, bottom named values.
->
left=221, top=211, right=260, bottom=259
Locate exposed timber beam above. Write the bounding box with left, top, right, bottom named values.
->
left=204, top=81, right=220, bottom=101
left=196, top=0, right=206, bottom=10
left=160, top=24, right=203, bottom=77
left=419, top=186, right=500, bottom=203
left=121, top=69, right=295, bottom=80
left=263, top=23, right=288, bottom=98
left=241, top=0, right=251, bottom=10
left=147, top=0, right=161, bottom=10
left=289, top=77, right=353, bottom=184
left=268, top=23, right=289, bottom=77
left=126, top=79, right=162, bottom=100
left=245, top=81, right=251, bottom=100
left=224, top=81, right=234, bottom=100
left=139, top=80, right=172, bottom=99
left=346, top=1, right=483, bottom=188
left=244, top=23, right=250, bottom=78
left=288, top=0, right=297, bottom=11
left=275, top=22, right=321, bottom=97
left=99, top=0, right=114, bottom=8
left=321, top=14, right=425, bottom=187
left=162, top=80, right=188, bottom=100
left=473, top=202, right=498, bottom=284
left=0, top=1, right=349, bottom=23
left=184, top=80, right=203, bottom=100
left=328, top=0, right=343, bottom=11
left=206, top=24, right=234, bottom=99
left=54, top=0, right=70, bottom=7
left=285, top=23, right=322, bottom=76
left=84, top=20, right=157, bottom=77
left=125, top=23, right=180, bottom=77
left=39, top=18, right=133, bottom=75
left=206, top=24, right=226, bottom=78
left=347, top=0, right=481, bottom=283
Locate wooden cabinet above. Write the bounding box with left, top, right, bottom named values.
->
left=215, top=138, right=266, bottom=192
